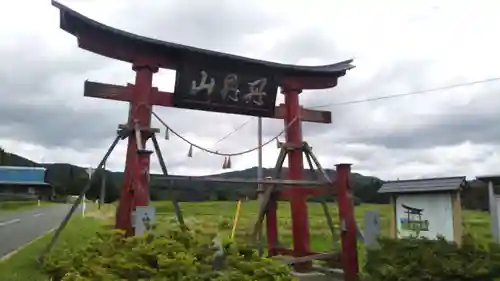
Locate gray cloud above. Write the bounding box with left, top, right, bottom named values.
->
left=114, top=0, right=281, bottom=55
left=0, top=0, right=278, bottom=150
left=2, top=0, right=500, bottom=180
left=265, top=27, right=349, bottom=64
left=0, top=100, right=119, bottom=149
left=352, top=113, right=500, bottom=149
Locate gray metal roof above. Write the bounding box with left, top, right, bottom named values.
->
left=0, top=166, right=45, bottom=171
left=476, top=174, right=500, bottom=185
left=378, top=176, right=466, bottom=194
left=0, top=181, right=49, bottom=186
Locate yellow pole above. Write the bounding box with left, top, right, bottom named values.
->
left=230, top=200, right=242, bottom=240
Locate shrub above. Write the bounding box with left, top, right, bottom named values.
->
left=42, top=224, right=295, bottom=281
left=363, top=235, right=500, bottom=281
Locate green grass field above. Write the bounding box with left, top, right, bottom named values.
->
left=152, top=201, right=493, bottom=251
left=0, top=200, right=54, bottom=215
left=0, top=216, right=105, bottom=281
left=0, top=201, right=493, bottom=280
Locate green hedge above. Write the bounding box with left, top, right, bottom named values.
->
left=42, top=226, right=295, bottom=281
left=363, top=235, right=500, bottom=281
left=0, top=200, right=37, bottom=209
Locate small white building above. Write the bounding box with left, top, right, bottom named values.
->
left=378, top=176, right=467, bottom=245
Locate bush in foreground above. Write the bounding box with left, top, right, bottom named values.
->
left=42, top=225, right=295, bottom=281
left=363, top=235, right=500, bottom=281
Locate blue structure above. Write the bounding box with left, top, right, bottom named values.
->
left=0, top=166, right=52, bottom=200
left=0, top=166, right=46, bottom=184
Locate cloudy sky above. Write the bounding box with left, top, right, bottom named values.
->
left=1, top=0, right=500, bottom=181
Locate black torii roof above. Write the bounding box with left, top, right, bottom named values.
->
left=51, top=1, right=354, bottom=84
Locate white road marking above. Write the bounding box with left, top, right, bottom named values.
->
left=0, top=219, right=21, bottom=227
left=33, top=213, right=43, bottom=217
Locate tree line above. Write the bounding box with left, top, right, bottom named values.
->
left=0, top=147, right=494, bottom=210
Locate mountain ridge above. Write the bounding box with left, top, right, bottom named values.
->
left=0, top=148, right=491, bottom=210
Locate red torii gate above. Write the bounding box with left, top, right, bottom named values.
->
left=51, top=1, right=358, bottom=279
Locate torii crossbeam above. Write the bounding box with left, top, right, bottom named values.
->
left=52, top=1, right=358, bottom=279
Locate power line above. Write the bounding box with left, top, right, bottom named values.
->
left=160, top=117, right=253, bottom=167
left=310, top=76, right=500, bottom=109
left=153, top=111, right=298, bottom=157
left=213, top=118, right=252, bottom=146
left=157, top=75, right=500, bottom=162
left=221, top=76, right=500, bottom=141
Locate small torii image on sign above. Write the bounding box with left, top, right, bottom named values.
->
left=400, top=204, right=429, bottom=232
left=142, top=212, right=152, bottom=231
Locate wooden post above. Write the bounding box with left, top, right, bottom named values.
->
left=99, top=161, right=106, bottom=210
left=336, top=163, right=359, bottom=281
left=256, top=177, right=266, bottom=256
left=256, top=178, right=267, bottom=206
left=389, top=195, right=397, bottom=238
left=257, top=116, right=263, bottom=202
left=489, top=180, right=500, bottom=243
left=257, top=177, right=279, bottom=257
left=451, top=191, right=463, bottom=245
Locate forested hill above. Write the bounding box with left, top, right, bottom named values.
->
left=0, top=148, right=492, bottom=210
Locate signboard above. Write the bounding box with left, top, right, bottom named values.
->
left=363, top=210, right=381, bottom=248
left=174, top=63, right=279, bottom=117
left=134, top=206, right=156, bottom=236
left=495, top=195, right=500, bottom=243
left=395, top=193, right=454, bottom=241
left=82, top=194, right=86, bottom=218
left=488, top=180, right=500, bottom=243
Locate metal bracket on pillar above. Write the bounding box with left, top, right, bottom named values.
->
left=117, top=125, right=131, bottom=140
left=277, top=141, right=303, bottom=150
left=277, top=141, right=314, bottom=152
left=117, top=123, right=160, bottom=155
left=117, top=124, right=160, bottom=136
left=134, top=124, right=152, bottom=155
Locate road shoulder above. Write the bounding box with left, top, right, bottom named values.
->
left=0, top=216, right=105, bottom=281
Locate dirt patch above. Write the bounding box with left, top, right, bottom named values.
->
left=85, top=204, right=115, bottom=222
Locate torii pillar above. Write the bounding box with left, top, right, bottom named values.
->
left=114, top=60, right=159, bottom=234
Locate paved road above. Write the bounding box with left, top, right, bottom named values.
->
left=0, top=204, right=75, bottom=258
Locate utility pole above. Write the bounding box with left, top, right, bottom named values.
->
left=257, top=117, right=263, bottom=196
left=83, top=166, right=92, bottom=217
left=256, top=117, right=264, bottom=256
left=99, top=161, right=106, bottom=210
left=257, top=117, right=263, bottom=186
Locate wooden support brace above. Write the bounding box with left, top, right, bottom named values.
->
left=279, top=187, right=335, bottom=200
left=252, top=146, right=288, bottom=245
left=274, top=104, right=332, bottom=124
left=84, top=81, right=332, bottom=123
left=85, top=81, right=173, bottom=106
left=160, top=175, right=327, bottom=186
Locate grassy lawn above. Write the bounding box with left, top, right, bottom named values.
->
left=0, top=200, right=492, bottom=280
left=0, top=213, right=107, bottom=281
left=153, top=201, right=493, bottom=251
left=0, top=200, right=55, bottom=215
left=152, top=201, right=493, bottom=269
